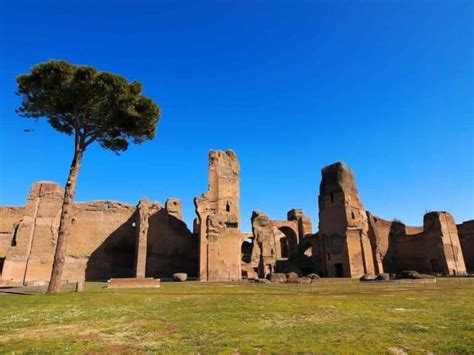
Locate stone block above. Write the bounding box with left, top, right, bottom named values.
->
left=173, top=273, right=188, bottom=282
left=269, top=273, right=286, bottom=283
left=107, top=278, right=160, bottom=288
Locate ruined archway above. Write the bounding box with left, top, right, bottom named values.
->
left=278, top=226, right=298, bottom=258
left=241, top=237, right=254, bottom=263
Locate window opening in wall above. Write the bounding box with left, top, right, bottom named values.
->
left=0, top=257, right=5, bottom=276
left=241, top=238, right=253, bottom=263
left=351, top=211, right=355, bottom=219
left=327, top=253, right=331, bottom=261
left=330, top=193, right=334, bottom=203
left=226, top=201, right=230, bottom=212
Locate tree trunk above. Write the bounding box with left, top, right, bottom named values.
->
left=47, top=144, right=83, bottom=294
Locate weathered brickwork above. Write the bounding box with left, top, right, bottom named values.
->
left=194, top=150, right=241, bottom=281
left=242, top=209, right=315, bottom=279
left=0, top=206, right=25, bottom=263
left=367, top=212, right=467, bottom=275
left=315, top=162, right=375, bottom=278
left=457, top=220, right=474, bottom=273
left=0, top=152, right=472, bottom=285
left=0, top=182, right=197, bottom=285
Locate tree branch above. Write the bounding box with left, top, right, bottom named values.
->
left=83, top=133, right=99, bottom=148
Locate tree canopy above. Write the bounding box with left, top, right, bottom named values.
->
left=16, top=60, right=160, bottom=152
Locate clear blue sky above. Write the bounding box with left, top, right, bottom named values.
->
left=0, top=0, right=472, bottom=232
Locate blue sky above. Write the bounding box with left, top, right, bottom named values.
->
left=0, top=0, right=472, bottom=232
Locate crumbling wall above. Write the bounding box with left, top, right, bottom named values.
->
left=272, top=221, right=299, bottom=259
left=82, top=198, right=198, bottom=281
left=146, top=200, right=198, bottom=278
left=1, top=152, right=469, bottom=283
left=251, top=211, right=277, bottom=278
left=0, top=206, right=25, bottom=278
left=279, top=210, right=315, bottom=275
left=165, top=198, right=183, bottom=220
left=317, top=162, right=375, bottom=278
left=66, top=200, right=136, bottom=282
left=242, top=209, right=314, bottom=278
left=194, top=150, right=241, bottom=281
left=0, top=207, right=24, bottom=257
left=423, top=212, right=466, bottom=275
left=1, top=181, right=198, bottom=284
left=287, top=208, right=313, bottom=243
left=1, top=182, right=63, bottom=284
left=366, top=213, right=389, bottom=274
left=458, top=220, right=474, bottom=273
left=367, top=212, right=466, bottom=275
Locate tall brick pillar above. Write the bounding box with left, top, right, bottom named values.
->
left=194, top=150, right=241, bottom=281
left=134, top=198, right=149, bottom=278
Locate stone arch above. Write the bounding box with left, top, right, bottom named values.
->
left=278, top=226, right=298, bottom=258
left=241, top=237, right=254, bottom=263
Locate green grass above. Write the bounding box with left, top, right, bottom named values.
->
left=1, top=279, right=473, bottom=353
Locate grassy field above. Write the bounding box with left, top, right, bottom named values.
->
left=0, top=278, right=473, bottom=353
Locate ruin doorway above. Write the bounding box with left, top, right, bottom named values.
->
left=241, top=238, right=254, bottom=263
left=279, top=237, right=289, bottom=258
left=278, top=226, right=297, bottom=257
left=334, top=263, right=344, bottom=277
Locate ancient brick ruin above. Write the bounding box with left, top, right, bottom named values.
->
left=0, top=150, right=472, bottom=285
left=311, top=162, right=467, bottom=277
left=315, top=162, right=375, bottom=277
left=0, top=182, right=197, bottom=285
left=194, top=150, right=241, bottom=281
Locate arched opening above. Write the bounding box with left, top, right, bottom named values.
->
left=241, top=238, right=253, bottom=263
left=278, top=226, right=298, bottom=258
